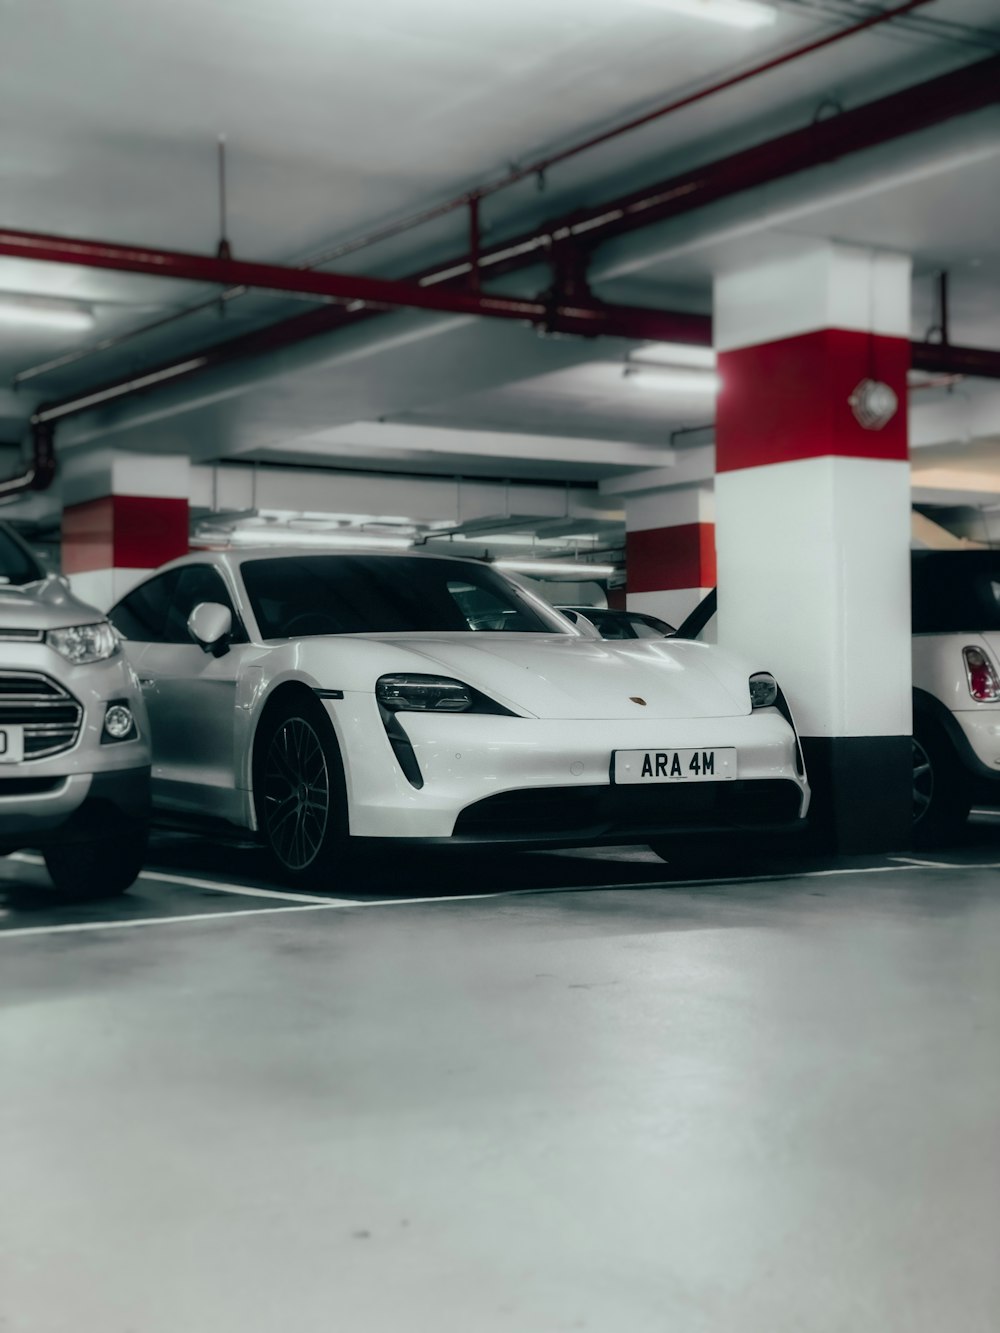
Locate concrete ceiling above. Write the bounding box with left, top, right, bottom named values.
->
left=2, top=0, right=1000, bottom=544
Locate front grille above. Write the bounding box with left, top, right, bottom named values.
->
left=0, top=671, right=83, bottom=759
left=454, top=780, right=804, bottom=840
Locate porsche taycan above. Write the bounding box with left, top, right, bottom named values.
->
left=108, top=549, right=810, bottom=884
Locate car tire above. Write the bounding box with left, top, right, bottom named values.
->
left=912, top=723, right=971, bottom=847
left=253, top=694, right=353, bottom=890
left=42, top=821, right=147, bottom=901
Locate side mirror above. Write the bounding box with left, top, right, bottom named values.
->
left=187, top=601, right=233, bottom=656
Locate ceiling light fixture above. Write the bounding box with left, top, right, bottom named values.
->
left=0, top=295, right=95, bottom=334
left=223, top=529, right=415, bottom=550
left=494, top=559, right=617, bottom=578
left=633, top=342, right=716, bottom=369
left=633, top=0, right=776, bottom=28
left=622, top=364, right=721, bottom=394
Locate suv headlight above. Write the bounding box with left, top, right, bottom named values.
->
left=376, top=674, right=515, bottom=716
left=47, top=621, right=119, bottom=664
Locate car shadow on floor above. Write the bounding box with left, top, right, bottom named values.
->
left=3, top=815, right=998, bottom=924
left=142, top=814, right=1000, bottom=899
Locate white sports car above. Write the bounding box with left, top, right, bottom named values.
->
left=108, top=549, right=810, bottom=884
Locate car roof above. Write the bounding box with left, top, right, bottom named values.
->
left=151, top=545, right=495, bottom=575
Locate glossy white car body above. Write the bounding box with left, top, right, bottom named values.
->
left=913, top=632, right=1000, bottom=775
left=909, top=551, right=1000, bottom=833
left=109, top=550, right=809, bottom=869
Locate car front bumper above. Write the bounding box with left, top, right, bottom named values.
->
left=327, top=698, right=810, bottom=843
left=0, top=647, right=151, bottom=851
left=952, top=709, right=1000, bottom=781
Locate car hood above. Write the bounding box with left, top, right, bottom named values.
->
left=362, top=633, right=754, bottom=720
left=0, top=577, right=105, bottom=632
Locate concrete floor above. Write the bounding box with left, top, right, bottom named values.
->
left=2, top=834, right=1000, bottom=1332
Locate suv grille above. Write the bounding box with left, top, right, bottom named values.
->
left=0, top=671, right=84, bottom=759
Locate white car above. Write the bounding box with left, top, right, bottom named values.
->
left=678, top=556, right=1000, bottom=844
left=911, top=551, right=1000, bottom=840
left=107, top=549, right=810, bottom=885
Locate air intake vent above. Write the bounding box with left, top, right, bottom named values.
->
left=0, top=628, right=44, bottom=642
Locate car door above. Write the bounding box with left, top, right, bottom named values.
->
left=111, top=564, right=248, bottom=822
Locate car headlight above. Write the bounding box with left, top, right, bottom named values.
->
left=376, top=674, right=515, bottom=716
left=749, top=671, right=779, bottom=709
left=47, top=621, right=119, bottom=665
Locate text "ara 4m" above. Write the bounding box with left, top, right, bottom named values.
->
left=642, top=750, right=717, bottom=779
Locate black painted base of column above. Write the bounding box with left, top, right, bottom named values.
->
left=800, top=735, right=912, bottom=856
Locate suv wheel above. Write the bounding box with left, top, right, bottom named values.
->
left=42, top=821, right=147, bottom=901
left=912, top=723, right=971, bottom=846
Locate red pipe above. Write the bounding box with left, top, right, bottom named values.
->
left=0, top=225, right=714, bottom=344
left=0, top=423, right=56, bottom=501
left=9, top=0, right=940, bottom=391
left=19, top=50, right=1000, bottom=429
left=911, top=341, right=1000, bottom=380
left=452, top=52, right=1000, bottom=277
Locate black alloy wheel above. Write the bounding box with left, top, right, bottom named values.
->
left=262, top=715, right=331, bottom=873
left=911, top=721, right=971, bottom=847
left=912, top=736, right=934, bottom=828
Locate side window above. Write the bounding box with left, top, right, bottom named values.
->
left=109, top=571, right=181, bottom=643
left=163, top=565, right=243, bottom=645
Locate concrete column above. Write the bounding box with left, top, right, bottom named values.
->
left=714, top=242, right=912, bottom=853
left=61, top=453, right=189, bottom=610
left=625, top=482, right=716, bottom=628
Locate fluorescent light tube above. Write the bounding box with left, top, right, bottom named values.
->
left=633, top=342, right=716, bottom=369
left=623, top=366, right=721, bottom=393
left=0, top=295, right=94, bottom=334
left=633, top=0, right=776, bottom=29
left=495, top=559, right=617, bottom=578
left=226, top=529, right=414, bottom=550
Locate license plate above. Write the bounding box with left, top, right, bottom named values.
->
left=0, top=725, right=25, bottom=763
left=613, top=747, right=736, bottom=784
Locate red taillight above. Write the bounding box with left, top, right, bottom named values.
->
left=963, top=646, right=1000, bottom=702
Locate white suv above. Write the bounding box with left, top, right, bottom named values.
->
left=0, top=523, right=151, bottom=898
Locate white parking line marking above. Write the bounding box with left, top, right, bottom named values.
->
left=0, top=902, right=346, bottom=939
left=140, top=870, right=351, bottom=905
left=4, top=859, right=1000, bottom=941
left=889, top=856, right=971, bottom=869
left=4, top=853, right=348, bottom=906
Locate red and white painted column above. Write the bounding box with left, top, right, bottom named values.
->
left=714, top=242, right=912, bottom=851
left=61, top=454, right=189, bottom=609
left=623, top=480, right=716, bottom=629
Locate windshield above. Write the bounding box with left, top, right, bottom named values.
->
left=241, top=555, right=569, bottom=638
left=912, top=551, right=1000, bottom=633
left=0, top=525, right=44, bottom=586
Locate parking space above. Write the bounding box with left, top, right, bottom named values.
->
left=5, top=815, right=1000, bottom=939
left=3, top=825, right=1000, bottom=1332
